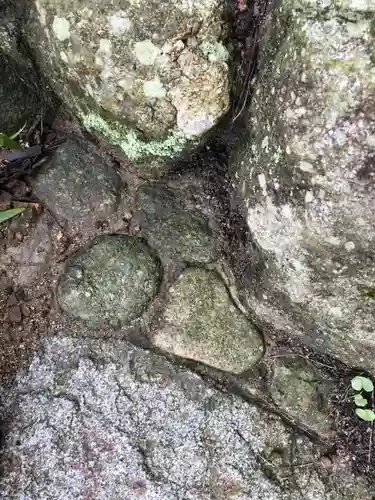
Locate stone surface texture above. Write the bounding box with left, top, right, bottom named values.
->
left=58, top=235, right=161, bottom=327
left=231, top=0, right=375, bottom=373
left=0, top=50, right=42, bottom=135
left=135, top=184, right=217, bottom=263
left=31, top=137, right=123, bottom=221
left=22, top=0, right=230, bottom=163
left=154, top=268, right=264, bottom=373
left=269, top=357, right=334, bottom=438
left=0, top=335, right=371, bottom=500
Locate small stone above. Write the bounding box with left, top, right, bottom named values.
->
left=0, top=190, right=12, bottom=206
left=317, top=456, right=333, bottom=474
left=269, top=357, right=334, bottom=437
left=153, top=268, right=263, bottom=373
left=30, top=138, right=124, bottom=222
left=7, top=305, right=22, bottom=323
left=58, top=235, right=161, bottom=328
left=135, top=184, right=217, bottom=263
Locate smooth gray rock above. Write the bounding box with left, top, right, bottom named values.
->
left=231, top=0, right=375, bottom=373
left=58, top=235, right=161, bottom=327
left=31, top=137, right=123, bottom=221
left=0, top=335, right=370, bottom=499
left=135, top=184, right=217, bottom=263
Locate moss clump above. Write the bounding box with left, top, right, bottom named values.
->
left=81, top=113, right=187, bottom=161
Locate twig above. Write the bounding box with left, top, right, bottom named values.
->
left=367, top=389, right=374, bottom=472
left=368, top=423, right=373, bottom=472
left=268, top=353, right=335, bottom=371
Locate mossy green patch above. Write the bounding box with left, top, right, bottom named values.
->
left=81, top=113, right=187, bottom=161
left=154, top=268, right=264, bottom=373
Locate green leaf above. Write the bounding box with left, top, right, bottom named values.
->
left=361, top=377, right=374, bottom=392
left=0, top=133, right=21, bottom=150
left=351, top=376, right=374, bottom=392
left=354, top=394, right=368, bottom=407
left=356, top=408, right=375, bottom=422
left=351, top=376, right=364, bottom=391
left=0, top=208, right=25, bottom=223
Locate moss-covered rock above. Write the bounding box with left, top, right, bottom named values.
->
left=135, top=184, right=217, bottom=263
left=231, top=0, right=375, bottom=373
left=153, top=268, right=264, bottom=372
left=31, top=137, right=124, bottom=222
left=58, top=235, right=161, bottom=328
left=22, top=0, right=230, bottom=168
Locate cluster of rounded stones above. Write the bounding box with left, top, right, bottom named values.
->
left=57, top=231, right=264, bottom=373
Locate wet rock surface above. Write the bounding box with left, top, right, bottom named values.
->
left=0, top=335, right=371, bottom=500
left=58, top=235, right=161, bottom=328
left=154, top=268, right=264, bottom=373
left=135, top=184, right=217, bottom=263
left=31, top=137, right=124, bottom=222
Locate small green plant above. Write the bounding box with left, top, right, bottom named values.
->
left=0, top=133, right=21, bottom=150
left=0, top=207, right=25, bottom=223
left=351, top=375, right=375, bottom=422
left=0, top=123, right=26, bottom=151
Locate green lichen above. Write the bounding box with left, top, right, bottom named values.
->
left=199, top=40, right=229, bottom=63
left=81, top=113, right=187, bottom=161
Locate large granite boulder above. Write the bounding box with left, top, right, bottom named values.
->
left=0, top=335, right=371, bottom=499
left=231, top=0, right=375, bottom=372
left=22, top=0, right=230, bottom=168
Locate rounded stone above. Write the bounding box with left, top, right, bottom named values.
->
left=31, top=138, right=123, bottom=221
left=135, top=184, right=217, bottom=263
left=58, top=235, right=161, bottom=327
left=153, top=268, right=264, bottom=373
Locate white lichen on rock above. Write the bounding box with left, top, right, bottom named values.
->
left=25, top=0, right=230, bottom=164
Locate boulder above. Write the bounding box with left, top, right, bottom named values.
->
left=58, top=235, right=161, bottom=328
left=0, top=50, right=42, bottom=135
left=30, top=137, right=124, bottom=222
left=22, top=0, right=230, bottom=168
left=231, top=0, right=375, bottom=372
left=0, top=335, right=371, bottom=499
